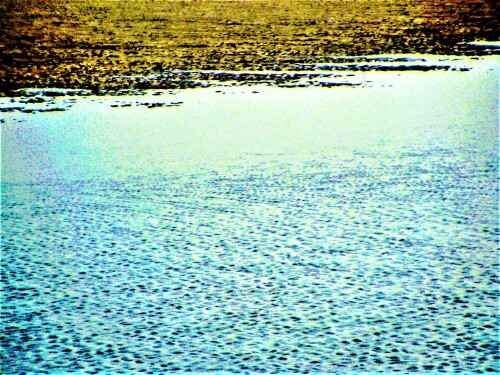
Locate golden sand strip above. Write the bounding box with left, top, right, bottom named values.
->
left=1, top=0, right=498, bottom=93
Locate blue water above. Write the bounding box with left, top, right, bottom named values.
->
left=1, top=64, right=499, bottom=374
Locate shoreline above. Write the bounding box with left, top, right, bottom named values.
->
left=1, top=51, right=498, bottom=99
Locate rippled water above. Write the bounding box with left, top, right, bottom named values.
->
left=1, top=60, right=499, bottom=374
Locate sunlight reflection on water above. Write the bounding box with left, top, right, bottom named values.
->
left=1, top=58, right=498, bottom=374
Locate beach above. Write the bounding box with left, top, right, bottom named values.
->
left=1, top=0, right=500, bottom=373
left=1, top=0, right=498, bottom=94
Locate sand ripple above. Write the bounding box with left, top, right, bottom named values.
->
left=2, top=145, right=498, bottom=373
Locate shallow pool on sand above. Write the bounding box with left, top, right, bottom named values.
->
left=1, top=57, right=499, bottom=374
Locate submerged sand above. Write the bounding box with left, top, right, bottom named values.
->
left=1, top=57, right=499, bottom=373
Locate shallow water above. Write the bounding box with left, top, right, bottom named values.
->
left=1, top=58, right=499, bottom=374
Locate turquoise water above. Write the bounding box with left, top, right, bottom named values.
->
left=1, top=62, right=499, bottom=374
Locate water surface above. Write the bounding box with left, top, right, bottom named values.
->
left=1, top=58, right=498, bottom=374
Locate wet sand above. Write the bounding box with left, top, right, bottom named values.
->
left=1, top=0, right=498, bottom=94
